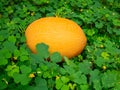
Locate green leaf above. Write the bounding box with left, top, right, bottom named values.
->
left=101, top=52, right=110, bottom=59
left=93, top=80, right=102, bottom=90
left=32, top=0, right=48, bottom=5
left=95, top=56, right=105, bottom=67
left=5, top=65, right=19, bottom=77
left=63, top=65, right=76, bottom=75
left=50, top=52, right=62, bottom=63
left=30, top=54, right=44, bottom=64
left=0, top=57, right=8, bottom=66
left=20, top=65, right=31, bottom=74
left=101, top=70, right=117, bottom=88
left=8, top=35, right=16, bottom=43
left=0, top=35, right=4, bottom=41
left=86, top=29, right=95, bottom=36
left=13, top=73, right=22, bottom=84
left=35, top=77, right=48, bottom=90
left=13, top=73, right=31, bottom=85
left=40, top=65, right=48, bottom=71
left=76, top=74, right=87, bottom=85
left=64, top=56, right=71, bottom=65
left=79, top=60, right=92, bottom=74
left=20, top=55, right=29, bottom=61
left=114, top=83, right=120, bottom=90
left=104, top=40, right=120, bottom=55
left=70, top=72, right=87, bottom=85
left=20, top=35, right=26, bottom=42
left=0, top=48, right=11, bottom=58
left=0, top=30, right=8, bottom=40
left=47, top=79, right=55, bottom=89
left=61, top=76, right=70, bottom=84
left=55, top=78, right=63, bottom=89
left=64, top=57, right=76, bottom=68
left=95, top=22, right=103, bottom=28
left=14, top=49, right=20, bottom=58
left=60, top=68, right=67, bottom=75
left=113, top=29, right=120, bottom=35
left=81, top=75, right=87, bottom=84
left=113, top=19, right=120, bottom=26
left=61, top=85, right=69, bottom=90
left=90, top=69, right=100, bottom=82
left=0, top=80, right=7, bottom=90
left=3, top=41, right=17, bottom=53
left=20, top=74, right=31, bottom=85
left=20, top=47, right=29, bottom=56
left=36, top=43, right=50, bottom=59
left=80, top=84, right=89, bottom=90
left=43, top=71, right=51, bottom=78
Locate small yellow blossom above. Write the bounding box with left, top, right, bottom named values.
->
left=100, top=45, right=104, bottom=48
left=13, top=57, right=17, bottom=60
left=29, top=73, right=35, bottom=78
left=102, top=65, right=107, bottom=70
left=56, top=76, right=60, bottom=80
left=31, top=12, right=35, bottom=16
left=80, top=9, right=83, bottom=12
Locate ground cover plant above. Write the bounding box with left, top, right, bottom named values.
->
left=0, top=0, right=120, bottom=90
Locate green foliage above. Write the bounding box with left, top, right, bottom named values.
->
left=0, top=0, right=120, bottom=90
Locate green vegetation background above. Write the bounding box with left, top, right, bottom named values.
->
left=0, top=0, right=120, bottom=90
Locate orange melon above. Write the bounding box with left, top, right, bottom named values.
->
left=25, top=17, right=87, bottom=58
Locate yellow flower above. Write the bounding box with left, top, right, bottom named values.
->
left=100, top=45, right=104, bottom=48
left=102, top=65, right=107, bottom=70
left=56, top=76, right=60, bottom=80
left=29, top=73, right=35, bottom=78
left=31, top=12, right=35, bottom=16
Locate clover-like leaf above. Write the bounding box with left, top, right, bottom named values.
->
left=79, top=60, right=92, bottom=74
left=55, top=78, right=63, bottom=89
left=50, top=52, right=62, bottom=63
left=80, top=84, right=89, bottom=90
left=95, top=22, right=103, bottom=29
left=0, top=57, right=8, bottom=66
left=0, top=48, right=11, bottom=59
left=3, top=41, right=17, bottom=53
left=101, top=52, right=110, bottom=59
left=101, top=70, right=117, bottom=88
left=90, top=69, right=100, bottom=82
left=20, top=65, right=31, bottom=74
left=14, top=49, right=20, bottom=58
left=71, top=73, right=87, bottom=85
left=36, top=43, right=50, bottom=59
left=0, top=35, right=4, bottom=41
left=86, top=29, right=95, bottom=36
left=93, top=80, right=102, bottom=90
left=5, top=65, right=19, bottom=77
left=113, top=19, right=120, bottom=26
left=13, top=73, right=22, bottom=84
left=13, top=73, right=31, bottom=85
left=95, top=56, right=105, bottom=67
left=43, top=71, right=51, bottom=78
left=61, top=76, right=70, bottom=84
left=20, top=74, right=31, bottom=85
left=8, top=35, right=16, bottom=43
left=0, top=79, right=7, bottom=90
left=60, top=68, right=67, bottom=75
left=20, top=55, right=29, bottom=61
left=61, top=85, right=69, bottom=90
left=35, top=77, right=48, bottom=90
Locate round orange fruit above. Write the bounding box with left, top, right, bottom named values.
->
left=25, top=17, right=87, bottom=58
